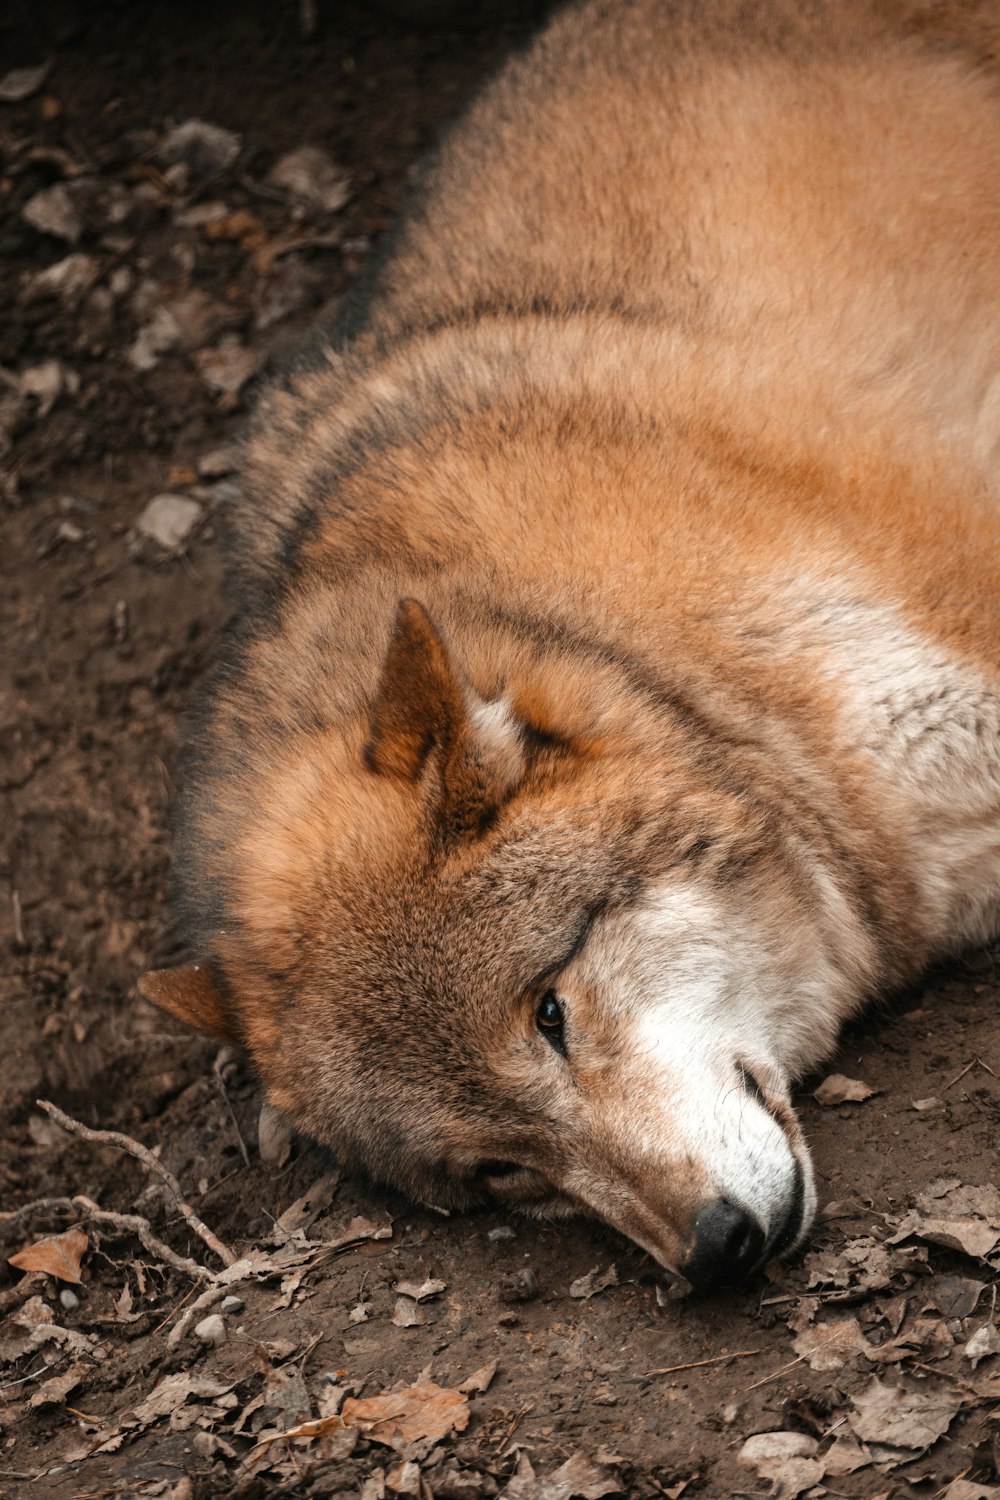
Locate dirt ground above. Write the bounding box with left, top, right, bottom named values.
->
left=2, top=2, right=999, bottom=1497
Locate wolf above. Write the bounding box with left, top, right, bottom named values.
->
left=142, top=0, right=1000, bottom=1288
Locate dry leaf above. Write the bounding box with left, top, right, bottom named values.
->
left=737, top=1431, right=824, bottom=1499
left=503, top=1451, right=623, bottom=1500
left=341, top=1376, right=469, bottom=1448
left=275, top=1172, right=340, bottom=1234
left=918, top=1275, right=986, bottom=1320
left=129, top=1372, right=235, bottom=1429
left=395, top=1277, right=446, bottom=1302
left=821, top=1434, right=873, bottom=1475
left=9, top=1228, right=88, bottom=1284
left=848, top=1377, right=960, bottom=1454
left=29, top=1364, right=86, bottom=1409
left=941, top=1481, right=1000, bottom=1499
left=569, top=1264, right=618, bottom=1299
left=792, top=1315, right=871, bottom=1371
left=459, top=1360, right=498, bottom=1394
left=964, top=1321, right=1000, bottom=1368
left=813, top=1074, right=877, bottom=1106
left=889, top=1211, right=1000, bottom=1261
left=392, top=1297, right=423, bottom=1328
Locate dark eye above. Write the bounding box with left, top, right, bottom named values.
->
left=536, top=990, right=567, bottom=1056
left=477, top=1160, right=520, bottom=1179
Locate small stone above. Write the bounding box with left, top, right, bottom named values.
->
left=220, top=1295, right=245, bottom=1315
left=59, top=1288, right=80, bottom=1312
left=159, top=119, right=241, bottom=179
left=267, top=146, right=350, bottom=214
left=497, top=1311, right=519, bottom=1327
left=0, top=61, right=53, bottom=102
left=23, top=184, right=82, bottom=243
left=56, top=520, right=85, bottom=544
left=194, top=1313, right=227, bottom=1345
left=499, top=1268, right=539, bottom=1304
left=488, top=1226, right=516, bottom=1243
left=136, top=494, right=202, bottom=552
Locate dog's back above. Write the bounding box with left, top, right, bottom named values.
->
left=148, top=0, right=1000, bottom=1283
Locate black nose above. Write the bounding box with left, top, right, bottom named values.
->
left=682, top=1199, right=766, bottom=1288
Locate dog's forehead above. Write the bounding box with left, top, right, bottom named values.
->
left=353, top=823, right=615, bottom=1003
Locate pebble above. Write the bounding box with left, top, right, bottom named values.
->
left=499, top=1267, right=539, bottom=1304
left=23, top=184, right=82, bottom=243
left=59, top=1288, right=80, bottom=1312
left=487, top=1226, right=516, bottom=1243
left=220, top=1295, right=245, bottom=1315
left=194, top=1313, right=227, bottom=1345
left=0, top=61, right=52, bottom=102
left=136, top=493, right=202, bottom=552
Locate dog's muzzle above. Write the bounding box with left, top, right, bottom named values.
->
left=680, top=1156, right=807, bottom=1288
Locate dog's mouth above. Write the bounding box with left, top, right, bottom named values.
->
left=764, top=1153, right=807, bottom=1264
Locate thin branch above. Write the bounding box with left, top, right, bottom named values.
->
left=72, top=1197, right=211, bottom=1282
left=0, top=1194, right=211, bottom=1285
left=36, top=1100, right=236, bottom=1267
left=646, top=1349, right=760, bottom=1377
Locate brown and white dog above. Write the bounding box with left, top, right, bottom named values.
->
left=142, top=0, right=1000, bottom=1288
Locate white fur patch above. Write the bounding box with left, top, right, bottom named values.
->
left=779, top=580, right=1000, bottom=950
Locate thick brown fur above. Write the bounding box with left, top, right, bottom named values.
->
left=146, top=0, right=1000, bottom=1279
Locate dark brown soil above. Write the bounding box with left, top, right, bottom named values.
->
left=1, top=4, right=998, bottom=1497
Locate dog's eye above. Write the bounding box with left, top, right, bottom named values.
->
left=477, top=1159, right=520, bottom=1179
left=536, top=990, right=567, bottom=1055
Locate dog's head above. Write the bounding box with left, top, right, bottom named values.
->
left=145, top=598, right=850, bottom=1287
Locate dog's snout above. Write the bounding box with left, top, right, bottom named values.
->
left=682, top=1199, right=765, bottom=1288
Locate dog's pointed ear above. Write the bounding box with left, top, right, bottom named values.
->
left=364, top=598, right=526, bottom=832
left=364, top=598, right=466, bottom=779
left=138, top=963, right=237, bottom=1043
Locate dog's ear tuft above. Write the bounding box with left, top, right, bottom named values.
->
left=139, top=963, right=237, bottom=1043
left=365, top=598, right=466, bottom=780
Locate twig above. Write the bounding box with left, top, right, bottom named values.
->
left=0, top=1196, right=77, bottom=1233
left=942, top=1060, right=977, bottom=1092
left=167, top=1253, right=264, bottom=1347
left=0, top=1272, right=47, bottom=1318
left=148, top=1282, right=201, bottom=1339
left=646, top=1349, right=760, bottom=1377
left=36, top=1100, right=236, bottom=1267
left=11, top=890, right=24, bottom=946
left=745, top=1355, right=806, bottom=1391
left=72, top=1197, right=211, bottom=1282
left=0, top=1194, right=211, bottom=1284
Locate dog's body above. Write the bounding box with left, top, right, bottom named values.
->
left=144, top=0, right=1000, bottom=1285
